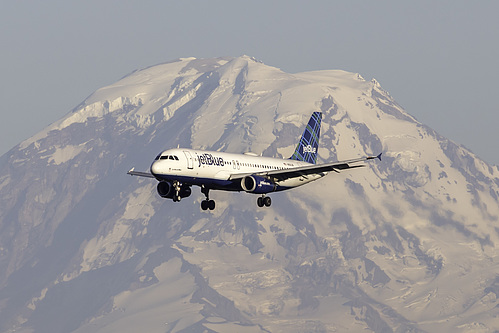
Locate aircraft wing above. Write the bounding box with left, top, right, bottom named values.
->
left=127, top=168, right=156, bottom=178
left=228, top=153, right=381, bottom=182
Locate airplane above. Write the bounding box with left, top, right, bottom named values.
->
left=128, top=112, right=381, bottom=210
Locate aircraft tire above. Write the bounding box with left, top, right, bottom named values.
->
left=201, top=200, right=208, bottom=210
left=257, top=197, right=264, bottom=207
left=264, top=196, right=271, bottom=207
left=208, top=200, right=215, bottom=210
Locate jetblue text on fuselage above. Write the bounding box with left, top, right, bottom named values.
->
left=197, top=153, right=225, bottom=167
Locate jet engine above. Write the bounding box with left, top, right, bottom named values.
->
left=178, top=186, right=191, bottom=198
left=157, top=182, right=192, bottom=199
left=157, top=181, right=174, bottom=198
left=241, top=175, right=276, bottom=194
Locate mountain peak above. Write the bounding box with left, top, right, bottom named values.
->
left=1, top=56, right=499, bottom=332
left=370, top=77, right=381, bottom=87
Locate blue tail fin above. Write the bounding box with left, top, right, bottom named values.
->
left=289, top=112, right=322, bottom=164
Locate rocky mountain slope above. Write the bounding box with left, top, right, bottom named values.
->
left=0, top=56, right=498, bottom=332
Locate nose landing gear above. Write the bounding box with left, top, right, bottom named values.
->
left=201, top=186, right=215, bottom=210
left=172, top=180, right=181, bottom=202
left=257, top=195, right=271, bottom=207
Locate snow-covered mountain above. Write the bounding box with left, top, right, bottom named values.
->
left=1, top=56, right=498, bottom=333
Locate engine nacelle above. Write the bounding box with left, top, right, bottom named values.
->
left=157, top=182, right=192, bottom=199
left=241, top=175, right=276, bottom=194
left=157, top=181, right=174, bottom=198
left=178, top=186, right=191, bottom=198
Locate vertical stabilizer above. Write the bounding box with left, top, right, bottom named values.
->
left=289, top=112, right=322, bottom=164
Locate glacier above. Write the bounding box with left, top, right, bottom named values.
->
left=0, top=55, right=498, bottom=332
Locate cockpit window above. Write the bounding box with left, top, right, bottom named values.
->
left=155, top=154, right=161, bottom=160
left=158, top=154, right=179, bottom=161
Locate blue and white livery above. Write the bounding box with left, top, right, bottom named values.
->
left=128, top=112, right=381, bottom=210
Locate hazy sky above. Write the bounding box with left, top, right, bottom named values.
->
left=1, top=1, right=498, bottom=165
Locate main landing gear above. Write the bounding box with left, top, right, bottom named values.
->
left=201, top=186, right=215, bottom=211
left=257, top=195, right=272, bottom=207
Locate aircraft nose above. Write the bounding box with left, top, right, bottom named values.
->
left=150, top=161, right=161, bottom=175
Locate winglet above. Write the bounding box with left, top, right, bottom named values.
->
left=127, top=168, right=156, bottom=178
left=366, top=153, right=382, bottom=161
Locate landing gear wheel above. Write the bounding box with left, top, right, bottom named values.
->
left=257, top=197, right=264, bottom=207
left=208, top=200, right=215, bottom=210
left=263, top=196, right=272, bottom=207
left=201, top=199, right=216, bottom=210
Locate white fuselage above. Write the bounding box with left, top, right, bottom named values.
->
left=150, top=148, right=325, bottom=191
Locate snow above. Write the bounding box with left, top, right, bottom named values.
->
left=0, top=175, right=10, bottom=193
left=74, top=258, right=203, bottom=333
left=27, top=287, right=48, bottom=311
left=79, top=185, right=155, bottom=275
left=48, top=144, right=87, bottom=165
left=2, top=56, right=499, bottom=332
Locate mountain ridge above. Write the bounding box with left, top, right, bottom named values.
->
left=0, top=56, right=498, bottom=332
